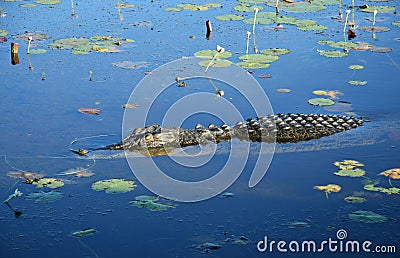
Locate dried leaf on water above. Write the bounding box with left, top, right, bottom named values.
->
left=314, top=184, right=341, bottom=198
left=78, top=108, right=102, bottom=115
left=378, top=168, right=400, bottom=179
left=122, top=103, right=139, bottom=109
left=348, top=80, right=367, bottom=86
left=348, top=210, right=387, bottom=223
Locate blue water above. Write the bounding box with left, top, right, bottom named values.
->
left=1, top=0, right=399, bottom=257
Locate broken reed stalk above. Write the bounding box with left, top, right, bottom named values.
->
left=373, top=10, right=378, bottom=26
left=275, top=0, right=279, bottom=15
left=351, top=0, right=355, bottom=26
left=11, top=43, right=19, bottom=65
left=27, top=36, right=32, bottom=54
left=246, top=31, right=251, bottom=54
left=206, top=20, right=212, bottom=40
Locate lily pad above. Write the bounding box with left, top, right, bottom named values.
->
left=283, top=3, right=326, bottom=12
left=312, top=90, right=342, bottom=99
left=348, top=80, right=367, bottom=86
left=334, top=159, right=364, bottom=170
left=26, top=191, right=63, bottom=203
left=0, top=29, right=9, bottom=37
left=359, top=26, right=390, bottom=32
left=324, top=102, right=353, bottom=112
left=92, top=179, right=136, bottom=194
left=113, top=61, right=149, bottom=70
left=234, top=4, right=264, bottom=12
left=334, top=168, right=366, bottom=177
left=36, top=0, right=61, bottom=4
left=130, top=195, right=176, bottom=211
left=194, top=49, right=232, bottom=59
left=243, top=17, right=274, bottom=25
left=379, top=168, right=400, bottom=179
left=362, top=6, right=395, bottom=13
left=32, top=178, right=64, bottom=189
left=239, top=54, right=279, bottom=63
left=308, top=98, right=335, bottom=106
left=216, top=14, right=244, bottom=21
left=348, top=210, right=387, bottom=223
left=56, top=167, right=94, bottom=178
left=237, top=62, right=271, bottom=69
left=225, top=235, right=250, bottom=245
left=348, top=65, right=364, bottom=70
left=314, top=184, right=341, bottom=198
left=19, top=3, right=37, bottom=8
left=318, top=40, right=358, bottom=49
left=369, top=47, right=391, bottom=53
left=363, top=184, right=400, bottom=195
left=164, top=7, right=182, bottom=12
left=297, top=24, right=327, bottom=31
left=260, top=48, right=290, bottom=55
left=78, top=108, right=102, bottom=115
left=344, top=196, right=366, bottom=204
left=317, top=50, right=349, bottom=58
left=14, top=32, right=50, bottom=41
left=72, top=228, right=97, bottom=237
left=276, top=88, right=291, bottom=93
left=392, top=21, right=400, bottom=28
left=29, top=49, right=47, bottom=54
left=198, top=59, right=232, bottom=68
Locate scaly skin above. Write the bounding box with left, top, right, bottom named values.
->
left=105, top=113, right=363, bottom=156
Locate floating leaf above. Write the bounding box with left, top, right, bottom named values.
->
left=348, top=210, right=387, bottom=223
left=324, top=102, right=353, bottom=112
left=26, top=191, right=63, bottom=203
left=14, top=32, right=50, bottom=41
left=234, top=4, right=264, bottom=12
left=239, top=54, right=279, bottom=63
left=237, top=62, right=270, bottom=69
left=122, top=103, right=139, bottom=109
left=216, top=14, right=244, bottom=21
left=164, top=7, right=181, bottom=12
left=393, top=21, right=400, bottom=28
left=344, top=196, right=366, bottom=204
left=194, top=49, right=232, bottom=59
left=317, top=50, right=348, bottom=58
left=260, top=48, right=290, bottom=55
left=314, top=184, right=341, bottom=198
left=276, top=88, right=291, bottom=93
left=363, top=183, right=400, bottom=195
left=297, top=24, right=327, bottom=31
left=92, top=44, right=122, bottom=53
left=72, top=228, right=97, bottom=237
left=243, top=17, right=274, bottom=25
left=91, top=179, right=136, bottom=194
left=308, top=98, right=335, bottom=106
left=225, top=235, right=250, bottom=245
left=369, top=46, right=391, bottom=53
left=258, top=73, right=272, bottom=78
left=115, top=3, right=135, bottom=8
left=130, top=195, right=176, bottom=211
left=359, top=26, right=390, bottom=32
left=19, top=3, right=37, bottom=8
left=334, top=159, right=364, bottom=170
left=113, top=61, right=149, bottom=70
left=32, top=178, right=64, bottom=189
left=348, top=80, right=367, bottom=86
left=379, top=168, right=400, bottom=179
left=334, top=168, right=366, bottom=177
left=283, top=3, right=326, bottom=12
left=78, top=108, right=102, bottom=115
left=348, top=65, right=364, bottom=70
left=36, top=0, right=61, bottom=4
left=312, top=90, right=342, bottom=99
left=352, top=42, right=373, bottom=51
left=198, top=59, right=232, bottom=68
left=57, top=167, right=94, bottom=178
left=362, top=6, right=396, bottom=13
left=0, top=29, right=9, bottom=37
left=29, top=49, right=47, bottom=54
left=220, top=192, right=235, bottom=198
left=7, top=171, right=44, bottom=180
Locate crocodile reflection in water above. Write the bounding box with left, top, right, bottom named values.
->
left=76, top=113, right=364, bottom=157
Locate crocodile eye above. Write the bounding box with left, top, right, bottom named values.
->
left=144, top=134, right=154, bottom=142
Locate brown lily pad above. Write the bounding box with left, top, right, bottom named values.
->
left=78, top=108, right=102, bottom=115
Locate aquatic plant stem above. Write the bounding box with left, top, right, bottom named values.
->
left=275, top=0, right=279, bottom=15
left=373, top=10, right=377, bottom=26
left=77, top=238, right=99, bottom=258
left=27, top=36, right=32, bottom=54
left=252, top=8, right=259, bottom=35
left=205, top=52, right=219, bottom=74
left=343, top=10, right=350, bottom=34
left=351, top=0, right=355, bottom=26
left=70, top=0, right=76, bottom=17
left=246, top=31, right=251, bottom=54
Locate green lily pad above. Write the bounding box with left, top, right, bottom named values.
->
left=91, top=179, right=136, bottom=194
left=19, top=3, right=37, bottom=8
left=237, top=62, right=271, bottom=69
left=276, top=88, right=292, bottom=93
left=204, top=3, right=222, bottom=7
left=260, top=48, right=290, bottom=55
left=14, top=32, right=51, bottom=41
left=297, top=24, right=327, bottom=31
left=33, top=178, right=64, bottom=189
left=25, top=191, right=63, bottom=203
left=364, top=184, right=400, bottom=195
left=243, top=17, right=274, bottom=25
left=36, top=0, right=61, bottom=4
left=0, top=29, right=9, bottom=37
left=72, top=228, right=97, bottom=237
left=348, top=80, right=367, bottom=86
left=239, top=54, right=279, bottom=63
left=234, top=4, right=263, bottom=12
left=276, top=16, right=298, bottom=25
left=30, top=49, right=47, bottom=54
left=362, top=6, right=396, bottom=13
left=393, top=21, right=400, bottom=28
left=198, top=59, right=232, bottom=68
left=344, top=196, right=366, bottom=204
left=130, top=195, right=176, bottom=211
left=318, top=50, right=349, bottom=58
left=308, top=98, right=335, bottom=106
left=334, top=168, right=366, bottom=177
left=216, top=14, right=244, bottom=21
left=334, top=159, right=364, bottom=170
left=176, top=3, right=209, bottom=11
left=348, top=65, right=364, bottom=70
left=283, top=3, right=326, bottom=12
left=348, top=210, right=387, bottom=223
left=194, top=49, right=232, bottom=59
left=322, top=41, right=358, bottom=49
left=164, top=7, right=182, bottom=12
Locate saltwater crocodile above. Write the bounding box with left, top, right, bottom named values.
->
left=78, top=113, right=364, bottom=156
